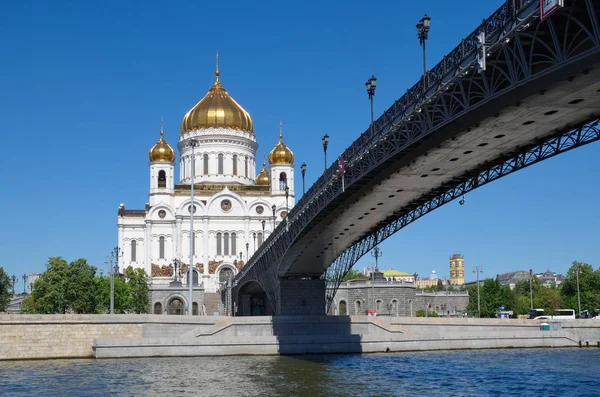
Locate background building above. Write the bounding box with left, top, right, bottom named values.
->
left=449, top=254, right=465, bottom=285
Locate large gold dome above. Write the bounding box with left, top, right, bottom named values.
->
left=256, top=162, right=270, bottom=186
left=268, top=123, right=294, bottom=164
left=180, top=70, right=254, bottom=134
left=149, top=129, right=176, bottom=162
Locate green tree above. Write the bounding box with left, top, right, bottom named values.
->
left=0, top=267, right=11, bottom=312
left=535, top=286, right=563, bottom=315
left=94, top=276, right=132, bottom=314
left=466, top=278, right=517, bottom=318
left=30, top=257, right=98, bottom=314
left=560, top=261, right=600, bottom=317
left=124, top=266, right=149, bottom=314
left=342, top=269, right=364, bottom=282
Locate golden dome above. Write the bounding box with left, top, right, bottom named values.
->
left=268, top=122, right=294, bottom=164
left=256, top=162, right=270, bottom=186
left=149, top=128, right=176, bottom=162
left=180, top=65, right=254, bottom=134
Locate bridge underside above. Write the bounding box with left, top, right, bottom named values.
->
left=285, top=64, right=600, bottom=276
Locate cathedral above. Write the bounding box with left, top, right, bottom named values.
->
left=117, top=61, right=295, bottom=315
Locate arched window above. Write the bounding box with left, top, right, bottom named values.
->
left=279, top=172, right=287, bottom=190
left=218, top=153, right=224, bottom=174
left=376, top=299, right=382, bottom=312
left=192, top=270, right=199, bottom=285
left=193, top=302, right=199, bottom=315
left=159, top=236, right=165, bottom=259
left=257, top=232, right=263, bottom=247
left=154, top=302, right=162, bottom=315
left=216, top=232, right=222, bottom=256
left=244, top=156, right=248, bottom=177
left=232, top=154, right=238, bottom=176
left=219, top=267, right=234, bottom=283
left=339, top=301, right=347, bottom=316
left=181, top=159, right=185, bottom=179
left=131, top=240, right=137, bottom=262
left=391, top=299, right=398, bottom=316
left=203, top=154, right=209, bottom=175
left=158, top=170, right=166, bottom=188
left=231, top=232, right=236, bottom=255
left=355, top=300, right=362, bottom=315
left=224, top=232, right=230, bottom=256
left=167, top=298, right=184, bottom=315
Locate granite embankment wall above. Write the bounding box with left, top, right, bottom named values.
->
left=0, top=314, right=210, bottom=360
left=1, top=315, right=599, bottom=360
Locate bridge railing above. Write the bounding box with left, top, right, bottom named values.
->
left=238, top=0, right=538, bottom=280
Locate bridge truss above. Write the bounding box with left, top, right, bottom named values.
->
left=324, top=118, right=600, bottom=311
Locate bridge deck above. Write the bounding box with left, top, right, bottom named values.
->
left=285, top=64, right=600, bottom=275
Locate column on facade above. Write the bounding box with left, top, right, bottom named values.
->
left=144, top=221, right=152, bottom=276
left=117, top=225, right=124, bottom=272
left=202, top=216, right=209, bottom=274
left=243, top=216, right=250, bottom=261
left=175, top=216, right=182, bottom=261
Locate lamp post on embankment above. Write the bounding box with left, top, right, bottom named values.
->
left=473, top=265, right=483, bottom=317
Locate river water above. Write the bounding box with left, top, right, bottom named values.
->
left=0, top=348, right=597, bottom=396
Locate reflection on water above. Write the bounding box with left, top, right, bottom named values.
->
left=0, top=348, right=598, bottom=396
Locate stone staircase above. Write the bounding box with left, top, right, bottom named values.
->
left=203, top=293, right=221, bottom=316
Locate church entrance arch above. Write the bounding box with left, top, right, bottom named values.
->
left=167, top=297, right=185, bottom=315
left=237, top=281, right=273, bottom=316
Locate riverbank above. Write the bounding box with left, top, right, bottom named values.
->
left=1, top=314, right=599, bottom=360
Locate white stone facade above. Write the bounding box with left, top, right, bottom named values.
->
left=117, top=127, right=295, bottom=294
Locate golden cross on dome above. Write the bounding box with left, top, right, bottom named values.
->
left=215, top=51, right=220, bottom=81
left=160, top=117, right=164, bottom=136
left=263, top=152, right=267, bottom=165
left=279, top=120, right=283, bottom=139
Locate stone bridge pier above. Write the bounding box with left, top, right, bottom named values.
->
left=234, top=277, right=326, bottom=316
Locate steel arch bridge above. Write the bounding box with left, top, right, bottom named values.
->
left=231, top=0, right=600, bottom=316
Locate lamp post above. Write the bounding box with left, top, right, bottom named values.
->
left=245, top=243, right=249, bottom=261
left=575, top=265, right=582, bottom=318
left=473, top=265, right=483, bottom=317
left=271, top=204, right=276, bottom=229
left=365, top=75, right=377, bottom=136
left=529, top=269, right=534, bottom=311
left=370, top=247, right=382, bottom=313
left=253, top=232, right=256, bottom=253
left=22, top=274, right=28, bottom=294
left=300, top=163, right=306, bottom=194
left=416, top=14, right=431, bottom=89
left=285, top=186, right=289, bottom=213
left=261, top=220, right=266, bottom=243
left=11, top=275, right=16, bottom=294
left=322, top=134, right=329, bottom=171
left=188, top=139, right=198, bottom=316
left=105, top=246, right=121, bottom=314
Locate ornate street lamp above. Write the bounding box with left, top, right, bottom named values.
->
left=365, top=75, right=377, bottom=136
left=416, top=14, right=431, bottom=88
left=300, top=162, right=307, bottom=194
left=261, top=220, right=266, bottom=244
left=22, top=274, right=28, bottom=294
left=245, top=242, right=249, bottom=261
left=322, top=134, right=329, bottom=171
left=11, top=275, right=16, bottom=294
left=271, top=204, right=277, bottom=229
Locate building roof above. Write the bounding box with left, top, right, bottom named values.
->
left=382, top=270, right=413, bottom=277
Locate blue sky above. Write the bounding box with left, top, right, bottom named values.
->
left=1, top=0, right=598, bottom=282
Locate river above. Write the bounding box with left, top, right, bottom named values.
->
left=0, top=348, right=597, bottom=396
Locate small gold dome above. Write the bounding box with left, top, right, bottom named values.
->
left=256, top=162, right=270, bottom=186
left=268, top=123, right=294, bottom=164
left=180, top=69, right=254, bottom=134
left=149, top=130, right=176, bottom=162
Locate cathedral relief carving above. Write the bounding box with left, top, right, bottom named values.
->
left=255, top=205, right=264, bottom=214
left=188, top=205, right=197, bottom=213
left=158, top=210, right=166, bottom=218
left=220, top=199, right=232, bottom=212
left=151, top=264, right=174, bottom=277
left=280, top=211, right=288, bottom=219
